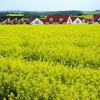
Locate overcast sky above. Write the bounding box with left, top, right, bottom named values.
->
left=0, top=0, right=100, bottom=11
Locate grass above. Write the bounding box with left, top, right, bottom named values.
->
left=0, top=25, right=100, bottom=100
left=77, top=14, right=93, bottom=18
left=7, top=13, right=24, bottom=16
left=80, top=15, right=93, bottom=18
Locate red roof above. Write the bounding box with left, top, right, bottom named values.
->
left=85, top=18, right=93, bottom=23
left=46, top=15, right=69, bottom=22
left=39, top=18, right=47, bottom=23
left=71, top=16, right=85, bottom=22
left=79, top=17, right=85, bottom=20
left=71, top=16, right=77, bottom=21
left=93, top=14, right=100, bottom=22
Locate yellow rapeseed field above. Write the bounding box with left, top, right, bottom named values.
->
left=0, top=25, right=100, bottom=100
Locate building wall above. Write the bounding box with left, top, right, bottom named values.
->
left=67, top=16, right=72, bottom=24
left=30, top=18, right=44, bottom=24
left=73, top=18, right=83, bottom=24
left=45, top=22, right=49, bottom=24
left=53, top=22, right=59, bottom=24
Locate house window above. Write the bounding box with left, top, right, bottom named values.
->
left=49, top=18, right=53, bottom=24
left=35, top=20, right=39, bottom=24
left=76, top=20, right=79, bottom=23
left=68, top=20, right=71, bottom=24
left=59, top=18, right=63, bottom=24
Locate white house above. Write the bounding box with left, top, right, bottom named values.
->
left=72, top=17, right=84, bottom=24
left=67, top=16, right=73, bottom=24
left=30, top=18, right=44, bottom=24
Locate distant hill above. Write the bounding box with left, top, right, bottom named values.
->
left=94, top=10, right=100, bottom=14
left=82, top=10, right=100, bottom=15
left=0, top=10, right=100, bottom=18
left=0, top=10, right=83, bottom=18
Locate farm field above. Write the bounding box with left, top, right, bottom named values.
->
left=0, top=25, right=100, bottom=100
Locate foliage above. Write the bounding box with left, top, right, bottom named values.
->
left=0, top=10, right=83, bottom=18
left=0, top=25, right=100, bottom=100
left=7, top=14, right=24, bottom=16
left=78, top=15, right=93, bottom=18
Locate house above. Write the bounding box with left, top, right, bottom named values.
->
left=67, top=16, right=73, bottom=24
left=0, top=16, right=8, bottom=24
left=85, top=18, right=94, bottom=24
left=0, top=15, right=96, bottom=25
left=30, top=18, right=44, bottom=24
left=44, top=15, right=70, bottom=24
left=71, top=17, right=85, bottom=24
left=93, top=14, right=100, bottom=23
left=70, top=16, right=77, bottom=24
left=79, top=17, right=86, bottom=24
left=44, top=15, right=86, bottom=24
left=0, top=16, right=25, bottom=24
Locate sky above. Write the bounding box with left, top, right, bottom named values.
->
left=0, top=0, right=100, bottom=11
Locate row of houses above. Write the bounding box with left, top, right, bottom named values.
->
left=0, top=16, right=29, bottom=24
left=0, top=14, right=100, bottom=24
left=32, top=16, right=92, bottom=24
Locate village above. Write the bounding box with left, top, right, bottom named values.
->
left=1, top=0, right=100, bottom=99
left=0, top=14, right=100, bottom=24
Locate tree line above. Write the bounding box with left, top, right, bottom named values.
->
left=0, top=11, right=83, bottom=18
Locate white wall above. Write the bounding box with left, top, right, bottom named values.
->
left=67, top=16, right=72, bottom=24
left=30, top=18, right=44, bottom=24
left=73, top=18, right=83, bottom=24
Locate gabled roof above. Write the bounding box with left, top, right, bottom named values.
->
left=30, top=18, right=44, bottom=24
left=79, top=17, right=85, bottom=20
left=71, top=16, right=77, bottom=21
left=46, top=15, right=69, bottom=22
left=85, top=18, right=93, bottom=23
left=71, top=16, right=85, bottom=22
left=39, top=18, right=47, bottom=23
left=93, top=14, right=100, bottom=22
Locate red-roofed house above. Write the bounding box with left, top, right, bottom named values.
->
left=28, top=15, right=94, bottom=25
left=93, top=14, right=100, bottom=23
left=43, top=15, right=87, bottom=24
left=44, top=15, right=70, bottom=24
left=85, top=18, right=94, bottom=24
left=71, top=16, right=77, bottom=22
left=71, top=17, right=85, bottom=24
